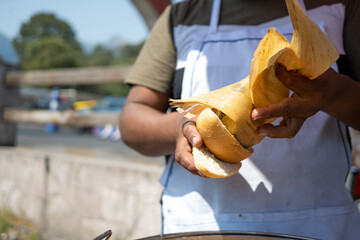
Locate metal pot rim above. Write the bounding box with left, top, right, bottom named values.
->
left=137, top=231, right=317, bottom=240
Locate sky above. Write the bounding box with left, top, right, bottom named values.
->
left=0, top=0, right=150, bottom=46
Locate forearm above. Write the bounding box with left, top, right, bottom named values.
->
left=323, top=73, right=360, bottom=130
left=120, top=102, right=183, bottom=157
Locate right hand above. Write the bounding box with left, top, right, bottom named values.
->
left=174, top=115, right=204, bottom=176
left=251, top=65, right=339, bottom=138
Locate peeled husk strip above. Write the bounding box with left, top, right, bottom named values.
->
left=286, top=0, right=339, bottom=79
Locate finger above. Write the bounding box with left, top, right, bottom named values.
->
left=174, top=137, right=201, bottom=175
left=315, top=67, right=337, bottom=81
left=252, top=97, right=297, bottom=120
left=257, top=117, right=305, bottom=138
left=182, top=119, right=203, bottom=147
left=275, top=64, right=313, bottom=96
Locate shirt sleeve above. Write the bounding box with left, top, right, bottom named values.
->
left=343, top=0, right=360, bottom=81
left=125, top=6, right=176, bottom=95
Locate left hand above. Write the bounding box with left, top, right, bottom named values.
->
left=251, top=64, right=337, bottom=138
left=174, top=115, right=205, bottom=177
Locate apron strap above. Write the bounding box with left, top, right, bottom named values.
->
left=209, top=0, right=221, bottom=33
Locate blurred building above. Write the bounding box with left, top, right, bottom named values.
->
left=131, top=0, right=171, bottom=29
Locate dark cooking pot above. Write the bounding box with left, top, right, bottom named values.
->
left=137, top=231, right=317, bottom=240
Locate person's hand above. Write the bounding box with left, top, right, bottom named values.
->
left=251, top=64, right=338, bottom=138
left=174, top=114, right=205, bottom=177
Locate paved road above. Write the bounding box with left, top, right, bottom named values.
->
left=16, top=123, right=165, bottom=166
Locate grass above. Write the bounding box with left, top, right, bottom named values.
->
left=0, top=210, right=44, bottom=240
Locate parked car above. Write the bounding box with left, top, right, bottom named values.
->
left=92, top=97, right=126, bottom=141
left=93, top=96, right=126, bottom=113
left=73, top=99, right=98, bottom=134
left=73, top=97, right=126, bottom=141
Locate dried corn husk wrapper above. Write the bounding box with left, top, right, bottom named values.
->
left=170, top=0, right=339, bottom=165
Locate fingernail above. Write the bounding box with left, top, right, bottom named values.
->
left=192, top=137, right=198, bottom=146
left=252, top=109, right=261, bottom=120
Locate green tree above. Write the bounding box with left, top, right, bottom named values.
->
left=13, top=13, right=84, bottom=70
left=114, top=41, right=144, bottom=65
left=86, top=44, right=113, bottom=66
left=22, top=36, right=80, bottom=70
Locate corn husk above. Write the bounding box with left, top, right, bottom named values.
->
left=286, top=0, right=339, bottom=79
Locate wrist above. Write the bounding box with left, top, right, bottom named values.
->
left=168, top=111, right=186, bottom=144
left=321, top=70, right=360, bottom=129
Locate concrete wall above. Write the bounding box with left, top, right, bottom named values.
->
left=0, top=147, right=164, bottom=240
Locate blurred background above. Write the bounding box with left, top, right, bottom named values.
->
left=0, top=1, right=180, bottom=239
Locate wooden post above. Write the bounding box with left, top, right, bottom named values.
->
left=5, top=66, right=131, bottom=87
left=3, top=108, right=120, bottom=126
left=0, top=61, right=21, bottom=146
